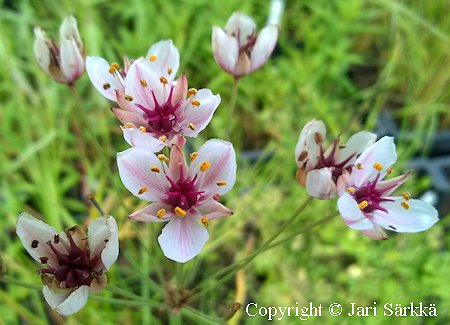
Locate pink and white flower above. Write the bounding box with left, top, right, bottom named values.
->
left=336, top=136, right=439, bottom=240
left=87, top=40, right=221, bottom=148
left=295, top=119, right=377, bottom=199
left=212, top=12, right=278, bottom=77
left=117, top=139, right=236, bottom=263
left=34, top=16, right=85, bottom=84
left=16, top=213, right=119, bottom=316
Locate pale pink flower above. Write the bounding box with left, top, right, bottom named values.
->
left=295, top=119, right=377, bottom=199
left=336, top=136, right=439, bottom=240
left=16, top=213, right=119, bottom=316
left=87, top=40, right=220, bottom=148
left=34, top=16, right=85, bottom=84
left=212, top=12, right=278, bottom=77
left=117, top=139, right=236, bottom=263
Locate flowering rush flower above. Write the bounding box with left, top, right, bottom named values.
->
left=117, top=139, right=236, bottom=263
left=295, top=119, right=377, bottom=199
left=87, top=40, right=221, bottom=149
left=336, top=136, right=439, bottom=239
left=16, top=213, right=119, bottom=316
left=34, top=16, right=85, bottom=84
left=212, top=12, right=278, bottom=78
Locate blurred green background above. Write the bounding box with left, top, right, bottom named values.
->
left=0, top=0, right=449, bottom=324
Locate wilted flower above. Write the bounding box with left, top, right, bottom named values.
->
left=212, top=12, right=278, bottom=77
left=117, top=139, right=236, bottom=263
left=295, top=119, right=377, bottom=199
left=87, top=40, right=220, bottom=148
left=34, top=16, right=85, bottom=84
left=16, top=213, right=119, bottom=316
left=336, top=136, right=439, bottom=240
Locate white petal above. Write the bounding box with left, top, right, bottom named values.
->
left=195, top=199, right=233, bottom=220
left=189, top=139, right=237, bottom=196
left=86, top=56, right=123, bottom=101
left=16, top=212, right=66, bottom=267
left=179, top=89, right=221, bottom=137
left=158, top=217, right=209, bottom=263
left=249, top=25, right=278, bottom=73
left=295, top=119, right=326, bottom=168
left=43, top=285, right=89, bottom=316
left=373, top=197, right=439, bottom=233
left=305, top=168, right=337, bottom=199
left=337, top=131, right=377, bottom=165
left=225, top=12, right=256, bottom=47
left=60, top=39, right=84, bottom=83
left=129, top=202, right=172, bottom=222
left=360, top=224, right=388, bottom=240
left=87, top=216, right=119, bottom=271
left=121, top=126, right=165, bottom=152
left=337, top=193, right=373, bottom=230
left=146, top=40, right=180, bottom=82
left=352, top=136, right=397, bottom=187
left=212, top=27, right=239, bottom=75
left=112, top=108, right=146, bottom=126
left=117, top=147, right=169, bottom=201
left=124, top=58, right=159, bottom=108
left=33, top=27, right=51, bottom=74
left=59, top=16, right=82, bottom=49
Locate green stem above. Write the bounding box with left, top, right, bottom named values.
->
left=190, top=196, right=313, bottom=295
left=191, top=211, right=337, bottom=298
left=0, top=276, right=40, bottom=290
left=227, top=77, right=240, bottom=140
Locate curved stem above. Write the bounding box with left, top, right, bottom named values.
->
left=190, top=196, right=313, bottom=295
left=227, top=77, right=240, bottom=140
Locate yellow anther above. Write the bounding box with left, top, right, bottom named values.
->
left=356, top=163, right=364, bottom=170
left=103, top=83, right=111, bottom=90
left=139, top=126, right=147, bottom=133
left=108, top=67, right=117, bottom=74
left=138, top=186, right=148, bottom=195
left=200, top=161, right=210, bottom=172
left=191, top=99, right=201, bottom=107
left=188, top=123, right=196, bottom=130
left=190, top=152, right=199, bottom=161
left=314, top=132, right=323, bottom=144
left=216, top=180, right=227, bottom=186
left=109, top=63, right=119, bottom=74
left=402, top=192, right=411, bottom=200
left=168, top=67, right=172, bottom=75
left=174, top=206, right=187, bottom=217
left=387, top=167, right=394, bottom=174
left=401, top=201, right=410, bottom=210
left=159, top=135, right=167, bottom=142
left=157, top=208, right=166, bottom=219
left=111, top=63, right=119, bottom=69
left=157, top=154, right=169, bottom=162
left=150, top=166, right=160, bottom=173
left=373, top=162, right=383, bottom=171
left=160, top=76, right=168, bottom=85
left=358, top=200, right=369, bottom=210
left=346, top=187, right=355, bottom=194
left=124, top=95, right=133, bottom=101
left=124, top=123, right=133, bottom=128
left=201, top=216, right=209, bottom=227
left=187, top=88, right=198, bottom=97
left=149, top=55, right=157, bottom=62
left=140, top=79, right=147, bottom=87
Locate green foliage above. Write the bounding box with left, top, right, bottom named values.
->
left=0, top=0, right=449, bottom=323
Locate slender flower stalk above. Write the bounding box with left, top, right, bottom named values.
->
left=16, top=213, right=119, bottom=316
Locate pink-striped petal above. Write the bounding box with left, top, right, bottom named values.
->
left=60, top=39, right=84, bottom=83
left=121, top=126, right=165, bottom=152
left=86, top=56, right=123, bottom=101
left=158, top=217, right=209, bottom=263
left=117, top=147, right=169, bottom=201
left=189, top=139, right=236, bottom=196
left=212, top=27, right=239, bottom=74
left=249, top=25, right=278, bottom=73
left=195, top=199, right=233, bottom=220
left=146, top=40, right=180, bottom=82
left=124, top=59, right=158, bottom=108
left=87, top=216, right=119, bottom=271
left=168, top=145, right=188, bottom=181
left=129, top=202, right=172, bottom=222
left=337, top=131, right=377, bottom=164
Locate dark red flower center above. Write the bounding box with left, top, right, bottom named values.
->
left=38, top=229, right=101, bottom=289
left=165, top=166, right=203, bottom=212
left=136, top=86, right=183, bottom=137
left=315, top=137, right=356, bottom=181
left=351, top=174, right=395, bottom=214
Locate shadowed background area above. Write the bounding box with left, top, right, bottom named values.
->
left=0, top=0, right=449, bottom=323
